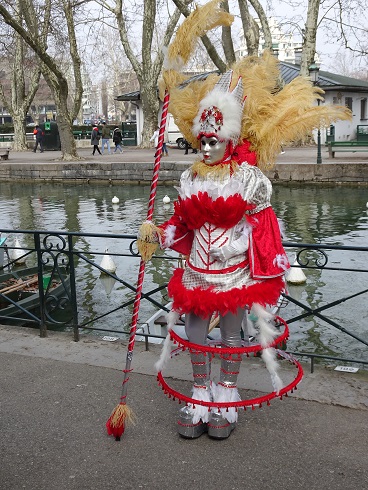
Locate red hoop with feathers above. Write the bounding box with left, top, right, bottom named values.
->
left=157, top=317, right=303, bottom=410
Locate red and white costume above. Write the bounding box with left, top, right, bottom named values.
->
left=159, top=158, right=289, bottom=318
left=154, top=67, right=298, bottom=441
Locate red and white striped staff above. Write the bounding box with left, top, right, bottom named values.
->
left=106, top=91, right=170, bottom=441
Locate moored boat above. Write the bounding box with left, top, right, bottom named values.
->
left=0, top=265, right=70, bottom=326
left=0, top=235, right=6, bottom=268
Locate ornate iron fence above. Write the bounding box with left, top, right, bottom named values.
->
left=0, top=228, right=367, bottom=372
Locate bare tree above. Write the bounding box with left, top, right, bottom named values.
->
left=299, top=0, right=319, bottom=75
left=95, top=0, right=183, bottom=146
left=0, top=1, right=41, bottom=150
left=174, top=1, right=367, bottom=78
left=0, top=0, right=85, bottom=160
left=238, top=0, right=260, bottom=56
left=172, top=0, right=230, bottom=71
left=246, top=0, right=272, bottom=50
left=88, top=26, right=139, bottom=123
left=172, top=0, right=271, bottom=66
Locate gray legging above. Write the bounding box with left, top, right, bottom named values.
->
left=185, top=308, right=245, bottom=348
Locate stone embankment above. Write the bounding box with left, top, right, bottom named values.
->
left=0, top=146, right=367, bottom=184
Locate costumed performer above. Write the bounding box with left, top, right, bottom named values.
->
left=137, top=0, right=351, bottom=441
left=157, top=70, right=290, bottom=440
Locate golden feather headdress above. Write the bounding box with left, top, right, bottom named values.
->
left=159, top=0, right=352, bottom=170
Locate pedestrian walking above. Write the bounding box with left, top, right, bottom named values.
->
left=150, top=127, right=160, bottom=156
left=91, top=125, right=101, bottom=155
left=101, top=122, right=111, bottom=154
left=150, top=127, right=169, bottom=156
left=162, top=130, right=169, bottom=156
left=184, top=139, right=198, bottom=155
left=33, top=125, right=44, bottom=153
left=112, top=126, right=123, bottom=153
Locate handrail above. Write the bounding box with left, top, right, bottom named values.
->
left=1, top=227, right=367, bottom=372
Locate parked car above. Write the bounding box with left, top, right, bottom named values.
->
left=167, top=113, right=186, bottom=149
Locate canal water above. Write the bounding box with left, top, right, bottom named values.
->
left=1, top=180, right=367, bottom=360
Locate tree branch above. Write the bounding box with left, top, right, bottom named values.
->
left=171, top=0, right=228, bottom=72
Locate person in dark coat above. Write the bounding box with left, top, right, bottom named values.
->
left=112, top=126, right=123, bottom=153
left=184, top=139, right=197, bottom=155
left=33, top=125, right=44, bottom=153
left=91, top=125, right=101, bottom=155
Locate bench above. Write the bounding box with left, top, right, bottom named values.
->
left=327, top=141, right=368, bottom=158
left=0, top=149, right=10, bottom=160
left=72, top=130, right=92, bottom=140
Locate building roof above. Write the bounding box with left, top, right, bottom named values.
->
left=280, top=62, right=368, bottom=91
left=116, top=62, right=368, bottom=101
left=115, top=90, right=141, bottom=101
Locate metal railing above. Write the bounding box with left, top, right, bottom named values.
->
left=1, top=228, right=367, bottom=372
left=0, top=133, right=35, bottom=142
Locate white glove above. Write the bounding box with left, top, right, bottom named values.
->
left=209, top=234, right=248, bottom=263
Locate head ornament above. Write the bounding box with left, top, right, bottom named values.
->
left=192, top=70, right=244, bottom=144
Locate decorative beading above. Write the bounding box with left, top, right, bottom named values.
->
left=157, top=316, right=303, bottom=411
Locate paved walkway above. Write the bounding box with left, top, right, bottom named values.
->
left=3, top=144, right=368, bottom=165
left=1, top=146, right=368, bottom=489
left=0, top=325, right=367, bottom=490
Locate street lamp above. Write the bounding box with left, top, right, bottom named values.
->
left=309, top=61, right=322, bottom=164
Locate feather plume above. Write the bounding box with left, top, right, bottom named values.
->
left=237, top=57, right=352, bottom=169
left=155, top=310, right=179, bottom=372
left=160, top=0, right=232, bottom=138
left=160, top=4, right=352, bottom=171
left=251, top=303, right=279, bottom=347
left=211, top=382, right=240, bottom=423
left=261, top=348, right=283, bottom=394
left=154, top=333, right=172, bottom=372
left=137, top=221, right=162, bottom=261
left=165, top=0, right=233, bottom=72
left=189, top=386, right=212, bottom=424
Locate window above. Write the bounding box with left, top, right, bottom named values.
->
left=361, top=98, right=367, bottom=120
left=345, top=97, right=353, bottom=111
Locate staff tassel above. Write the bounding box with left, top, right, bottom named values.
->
left=106, top=90, right=170, bottom=441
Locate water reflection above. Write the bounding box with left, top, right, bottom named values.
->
left=272, top=184, right=368, bottom=244
left=1, top=181, right=367, bottom=359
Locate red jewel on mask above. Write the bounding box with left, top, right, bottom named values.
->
left=200, top=106, right=224, bottom=129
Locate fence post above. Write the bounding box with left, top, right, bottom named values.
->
left=67, top=235, right=79, bottom=341
left=35, top=232, right=47, bottom=338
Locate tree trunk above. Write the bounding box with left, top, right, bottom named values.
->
left=0, top=1, right=83, bottom=160
left=238, top=0, right=259, bottom=56
left=58, top=118, right=79, bottom=160
left=139, top=80, right=159, bottom=147
left=221, top=1, right=236, bottom=65
left=300, top=0, right=320, bottom=76
left=248, top=0, right=272, bottom=50
left=53, top=97, right=79, bottom=160
left=12, top=113, right=28, bottom=150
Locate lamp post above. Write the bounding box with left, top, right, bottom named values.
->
left=308, top=62, right=322, bottom=164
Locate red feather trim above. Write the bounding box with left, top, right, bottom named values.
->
left=106, top=417, right=125, bottom=440
left=232, top=139, right=258, bottom=166
left=168, top=268, right=284, bottom=318
left=175, top=193, right=255, bottom=230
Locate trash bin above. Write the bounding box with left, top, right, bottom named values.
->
left=121, top=121, right=137, bottom=146
left=40, top=121, right=61, bottom=150
left=325, top=124, right=335, bottom=143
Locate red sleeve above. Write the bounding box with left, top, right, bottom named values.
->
left=158, top=210, right=194, bottom=256
left=247, top=207, right=290, bottom=279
